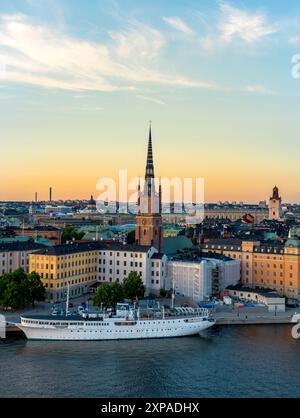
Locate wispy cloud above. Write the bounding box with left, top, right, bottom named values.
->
left=190, top=2, right=278, bottom=52
left=163, top=16, right=193, bottom=36
left=0, top=14, right=214, bottom=92
left=136, top=95, right=166, bottom=105
left=244, top=85, right=277, bottom=95
left=219, top=2, right=277, bottom=43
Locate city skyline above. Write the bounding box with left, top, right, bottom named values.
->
left=1, top=0, right=300, bottom=202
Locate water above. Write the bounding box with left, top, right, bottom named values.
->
left=1, top=325, right=300, bottom=398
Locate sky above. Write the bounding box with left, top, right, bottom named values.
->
left=0, top=0, right=300, bottom=203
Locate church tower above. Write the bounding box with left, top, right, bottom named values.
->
left=269, top=186, right=283, bottom=220
left=135, top=124, right=163, bottom=252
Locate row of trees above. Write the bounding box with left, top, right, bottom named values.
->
left=94, top=272, right=145, bottom=309
left=0, top=268, right=46, bottom=310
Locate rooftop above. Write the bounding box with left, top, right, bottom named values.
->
left=31, top=241, right=152, bottom=256
left=226, top=284, right=283, bottom=299
left=169, top=252, right=235, bottom=263
left=0, top=241, right=47, bottom=253
left=14, top=225, right=60, bottom=232
left=151, top=253, right=165, bottom=260
left=204, top=238, right=243, bottom=246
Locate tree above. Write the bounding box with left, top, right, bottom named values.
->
left=0, top=269, right=46, bottom=310
left=94, top=283, right=113, bottom=309
left=27, top=272, right=47, bottom=307
left=123, top=272, right=145, bottom=301
left=93, top=282, right=125, bottom=309
left=110, top=282, right=124, bottom=307
left=126, top=230, right=136, bottom=244
left=61, top=225, right=85, bottom=244
left=160, top=288, right=167, bottom=298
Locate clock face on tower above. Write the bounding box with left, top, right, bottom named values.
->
left=142, top=219, right=146, bottom=225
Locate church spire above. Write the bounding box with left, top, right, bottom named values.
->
left=145, top=121, right=154, bottom=180
left=135, top=123, right=163, bottom=252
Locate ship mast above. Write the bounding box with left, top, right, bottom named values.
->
left=66, top=284, right=70, bottom=316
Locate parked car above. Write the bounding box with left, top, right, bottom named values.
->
left=287, top=302, right=298, bottom=308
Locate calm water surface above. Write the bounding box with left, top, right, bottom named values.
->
left=0, top=325, right=300, bottom=398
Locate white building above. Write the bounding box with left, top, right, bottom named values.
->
left=167, top=260, right=212, bottom=302
left=45, top=205, right=73, bottom=215
left=0, top=242, right=46, bottom=276
left=227, top=285, right=286, bottom=312
left=98, top=243, right=167, bottom=294
left=167, top=257, right=240, bottom=303
left=150, top=253, right=168, bottom=293
left=202, top=257, right=240, bottom=293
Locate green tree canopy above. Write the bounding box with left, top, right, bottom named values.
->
left=93, top=282, right=124, bottom=309
left=160, top=288, right=167, bottom=298
left=27, top=272, right=47, bottom=307
left=61, top=225, right=85, bottom=244
left=123, top=272, right=145, bottom=301
left=126, top=230, right=136, bottom=244
left=110, top=282, right=124, bottom=306
left=94, top=283, right=113, bottom=309
left=0, top=269, right=46, bottom=310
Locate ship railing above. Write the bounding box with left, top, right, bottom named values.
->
left=174, top=307, right=210, bottom=317
left=138, top=307, right=210, bottom=320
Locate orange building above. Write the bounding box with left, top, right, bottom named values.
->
left=202, top=227, right=300, bottom=300
left=29, top=242, right=99, bottom=302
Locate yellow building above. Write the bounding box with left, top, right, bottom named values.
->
left=29, top=242, right=100, bottom=302
left=202, top=227, right=300, bottom=300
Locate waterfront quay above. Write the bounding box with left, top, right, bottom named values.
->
left=2, top=297, right=300, bottom=338
left=212, top=304, right=298, bottom=325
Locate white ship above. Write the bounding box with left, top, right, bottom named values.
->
left=17, top=303, right=215, bottom=341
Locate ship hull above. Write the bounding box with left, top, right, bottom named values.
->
left=18, top=317, right=215, bottom=341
